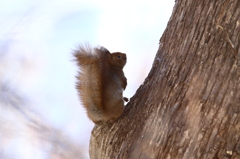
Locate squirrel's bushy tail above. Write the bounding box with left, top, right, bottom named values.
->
left=73, top=45, right=108, bottom=122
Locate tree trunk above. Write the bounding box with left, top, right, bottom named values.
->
left=89, top=0, right=240, bottom=158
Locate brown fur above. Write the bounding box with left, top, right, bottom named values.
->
left=73, top=45, right=127, bottom=124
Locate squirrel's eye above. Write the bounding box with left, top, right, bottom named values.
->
left=117, top=55, right=121, bottom=59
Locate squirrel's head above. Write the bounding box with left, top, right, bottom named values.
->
left=110, top=52, right=127, bottom=69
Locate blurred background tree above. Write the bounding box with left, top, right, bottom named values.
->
left=0, top=43, right=85, bottom=158
left=0, top=0, right=174, bottom=158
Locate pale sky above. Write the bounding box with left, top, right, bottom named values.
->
left=0, top=0, right=174, bottom=158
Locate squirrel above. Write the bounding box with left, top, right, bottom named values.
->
left=73, top=45, right=128, bottom=124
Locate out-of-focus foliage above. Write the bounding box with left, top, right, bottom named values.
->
left=0, top=44, right=85, bottom=159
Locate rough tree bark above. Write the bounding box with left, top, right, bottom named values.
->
left=89, top=0, right=240, bottom=158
